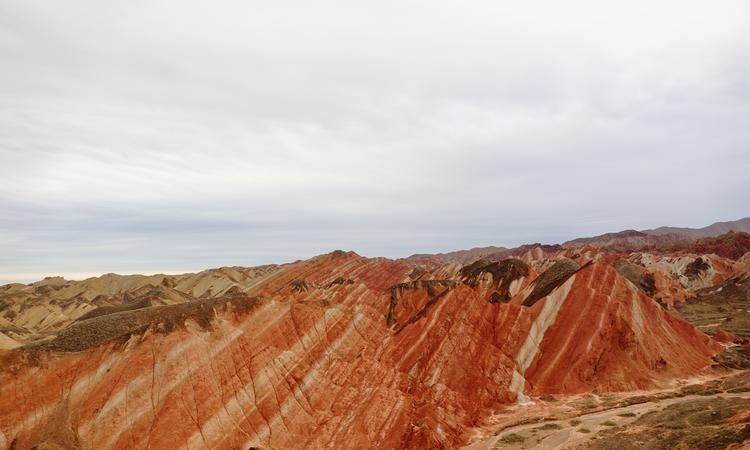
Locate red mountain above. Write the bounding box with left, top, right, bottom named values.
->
left=0, top=244, right=728, bottom=450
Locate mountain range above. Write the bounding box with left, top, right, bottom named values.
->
left=1, top=218, right=750, bottom=450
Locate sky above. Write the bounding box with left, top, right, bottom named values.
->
left=1, top=1, right=749, bottom=283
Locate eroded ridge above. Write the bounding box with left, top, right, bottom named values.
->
left=0, top=244, right=735, bottom=450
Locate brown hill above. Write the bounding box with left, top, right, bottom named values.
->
left=408, top=245, right=508, bottom=264
left=561, top=217, right=750, bottom=251
left=657, top=231, right=750, bottom=260
left=562, top=229, right=688, bottom=249
left=643, top=216, right=750, bottom=238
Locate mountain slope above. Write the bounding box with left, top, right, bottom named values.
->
left=0, top=250, right=720, bottom=450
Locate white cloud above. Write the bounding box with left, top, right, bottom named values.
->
left=1, top=0, right=749, bottom=281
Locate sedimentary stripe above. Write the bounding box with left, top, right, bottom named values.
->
left=527, top=264, right=604, bottom=387
left=181, top=306, right=365, bottom=449
left=82, top=300, right=286, bottom=448
left=510, top=274, right=576, bottom=402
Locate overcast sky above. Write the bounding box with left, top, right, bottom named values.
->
left=1, top=1, right=749, bottom=283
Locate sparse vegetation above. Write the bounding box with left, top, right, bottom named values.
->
left=616, top=395, right=651, bottom=407
left=573, top=397, right=750, bottom=450
left=573, top=394, right=600, bottom=411
left=673, top=271, right=750, bottom=340
left=679, top=381, right=723, bottom=396
left=498, top=433, right=525, bottom=444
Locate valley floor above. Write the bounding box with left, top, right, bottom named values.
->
left=462, top=370, right=750, bottom=450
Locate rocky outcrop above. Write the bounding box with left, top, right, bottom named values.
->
left=627, top=252, right=736, bottom=294
left=386, top=279, right=456, bottom=331
left=459, top=259, right=531, bottom=303
left=613, top=259, right=657, bottom=297
left=521, top=258, right=580, bottom=307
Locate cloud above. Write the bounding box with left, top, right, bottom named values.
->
left=1, top=0, right=749, bottom=282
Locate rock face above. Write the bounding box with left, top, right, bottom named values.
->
left=0, top=247, right=724, bottom=450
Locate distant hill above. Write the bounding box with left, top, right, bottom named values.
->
left=643, top=217, right=750, bottom=238
left=410, top=217, right=750, bottom=260
left=562, top=217, right=750, bottom=249
left=562, top=229, right=686, bottom=249
left=408, top=245, right=508, bottom=264
left=656, top=231, right=750, bottom=260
